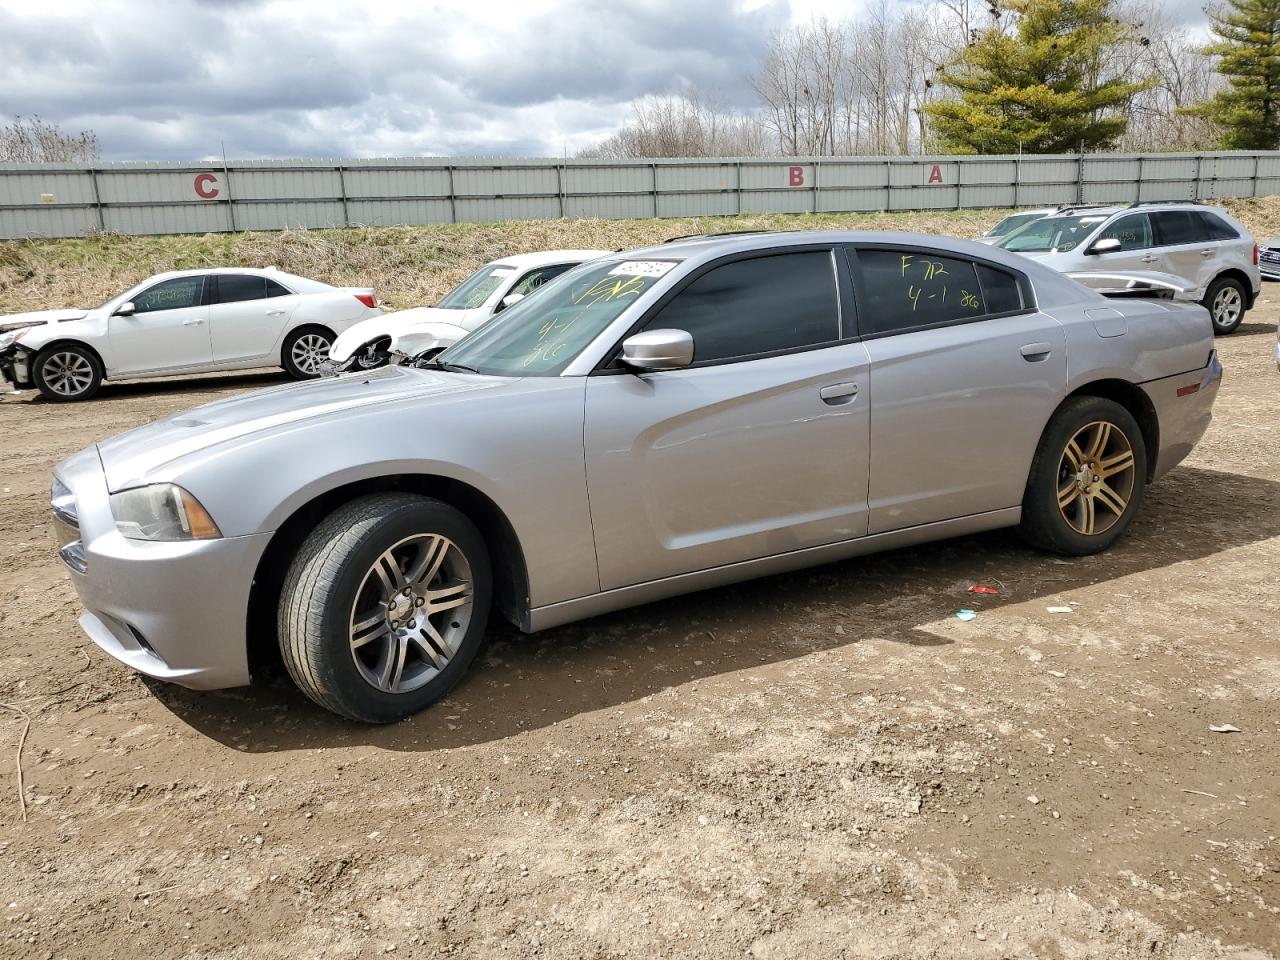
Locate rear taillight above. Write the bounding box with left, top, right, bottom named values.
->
left=354, top=293, right=376, bottom=309
left=1253, top=243, right=1259, bottom=265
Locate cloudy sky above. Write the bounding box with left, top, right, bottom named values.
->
left=0, top=0, right=1211, bottom=162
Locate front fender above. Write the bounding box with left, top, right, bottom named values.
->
left=389, top=321, right=472, bottom=359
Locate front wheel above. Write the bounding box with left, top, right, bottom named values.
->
left=278, top=494, right=492, bottom=723
left=33, top=343, right=103, bottom=402
left=1018, top=396, right=1147, bottom=556
left=282, top=326, right=335, bottom=379
left=1203, top=277, right=1247, bottom=335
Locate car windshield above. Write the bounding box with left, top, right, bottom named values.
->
left=436, top=259, right=679, bottom=377
left=998, top=214, right=1109, bottom=253
left=437, top=264, right=517, bottom=309
left=987, top=212, right=1044, bottom=237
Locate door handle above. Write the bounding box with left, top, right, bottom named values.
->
left=266, top=309, right=287, bottom=316
left=1140, top=255, right=1159, bottom=263
left=1020, top=342, right=1052, bottom=362
left=182, top=319, right=205, bottom=326
left=819, top=382, right=858, bottom=405
left=1200, top=249, right=1215, bottom=257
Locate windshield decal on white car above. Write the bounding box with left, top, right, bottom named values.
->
left=608, top=261, right=676, bottom=278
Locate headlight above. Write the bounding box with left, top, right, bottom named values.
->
left=109, top=484, right=222, bottom=541
left=0, top=327, right=33, bottom=350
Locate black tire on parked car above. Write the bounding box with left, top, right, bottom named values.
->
left=32, top=342, right=103, bottom=402
left=278, top=493, right=492, bottom=723
left=1202, top=276, right=1247, bottom=335
left=1018, top=396, right=1148, bottom=556
left=281, top=325, right=335, bottom=379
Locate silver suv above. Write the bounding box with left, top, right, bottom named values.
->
left=996, top=202, right=1260, bottom=334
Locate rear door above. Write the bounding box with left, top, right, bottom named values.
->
left=1150, top=210, right=1219, bottom=293
left=108, top=275, right=213, bottom=374
left=584, top=248, right=871, bottom=590
left=850, top=246, right=1068, bottom=534
left=208, top=274, right=298, bottom=363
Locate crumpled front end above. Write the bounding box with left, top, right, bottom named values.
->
left=0, top=342, right=35, bottom=389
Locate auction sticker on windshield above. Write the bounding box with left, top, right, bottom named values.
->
left=608, top=261, right=677, bottom=277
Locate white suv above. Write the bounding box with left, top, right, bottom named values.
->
left=996, top=202, right=1261, bottom=334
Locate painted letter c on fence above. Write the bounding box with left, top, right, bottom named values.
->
left=788, top=165, right=805, bottom=187
left=927, top=164, right=943, bottom=185
left=194, top=173, right=220, bottom=199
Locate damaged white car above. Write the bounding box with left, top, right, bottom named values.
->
left=0, top=268, right=382, bottom=401
left=328, top=249, right=609, bottom=371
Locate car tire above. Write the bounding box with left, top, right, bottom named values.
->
left=32, top=343, right=103, bottom=402
left=1018, top=396, right=1147, bottom=556
left=282, top=326, right=335, bottom=379
left=1203, top=276, right=1247, bottom=335
left=278, top=493, right=492, bottom=723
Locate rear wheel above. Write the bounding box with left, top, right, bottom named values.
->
left=33, top=343, right=102, bottom=402
left=1203, top=276, right=1247, bottom=335
left=1019, top=396, right=1147, bottom=556
left=278, top=494, right=491, bottom=723
left=282, top=326, right=334, bottom=379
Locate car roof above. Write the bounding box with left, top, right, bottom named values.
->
left=489, top=249, right=612, bottom=269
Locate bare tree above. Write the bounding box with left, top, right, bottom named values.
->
left=578, top=89, right=767, bottom=158
left=0, top=116, right=100, bottom=163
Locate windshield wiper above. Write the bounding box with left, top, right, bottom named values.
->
left=425, top=359, right=479, bottom=374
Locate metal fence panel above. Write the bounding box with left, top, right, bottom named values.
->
left=3, top=151, right=1280, bottom=239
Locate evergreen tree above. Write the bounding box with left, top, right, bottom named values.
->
left=924, top=0, right=1151, bottom=154
left=1183, top=0, right=1280, bottom=149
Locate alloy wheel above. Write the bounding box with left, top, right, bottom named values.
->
left=348, top=533, right=474, bottom=694
left=1212, top=286, right=1242, bottom=328
left=291, top=333, right=332, bottom=375
left=43, top=351, right=95, bottom=397
left=1056, top=420, right=1137, bottom=536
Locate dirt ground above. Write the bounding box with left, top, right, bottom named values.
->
left=0, top=304, right=1277, bottom=960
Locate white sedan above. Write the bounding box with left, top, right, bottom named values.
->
left=0, top=268, right=382, bottom=401
left=328, top=250, right=609, bottom=370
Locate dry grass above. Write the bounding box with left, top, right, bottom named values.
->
left=2, top=198, right=1278, bottom=314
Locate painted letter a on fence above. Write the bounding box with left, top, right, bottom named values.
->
left=927, top=164, right=943, bottom=184
left=788, top=165, right=805, bottom=187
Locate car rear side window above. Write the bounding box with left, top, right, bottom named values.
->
left=644, top=251, right=840, bottom=364
left=132, top=276, right=205, bottom=313
left=1198, top=212, right=1239, bottom=241
left=264, top=278, right=292, bottom=298
left=1153, top=210, right=1207, bottom=246
left=1098, top=213, right=1153, bottom=251
left=215, top=274, right=267, bottom=304
left=976, top=264, right=1023, bottom=314
left=856, top=250, right=986, bottom=334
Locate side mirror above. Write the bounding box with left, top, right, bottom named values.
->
left=113, top=301, right=137, bottom=317
left=619, top=329, right=694, bottom=371
left=1088, top=237, right=1121, bottom=256
left=496, top=292, right=525, bottom=312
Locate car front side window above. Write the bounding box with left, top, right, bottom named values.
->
left=640, top=251, right=841, bottom=365
left=131, top=277, right=206, bottom=313
left=1098, top=213, right=1153, bottom=251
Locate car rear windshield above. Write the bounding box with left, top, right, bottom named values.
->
left=437, top=259, right=678, bottom=376
left=998, top=214, right=1110, bottom=253
left=987, top=212, right=1043, bottom=237
left=437, top=264, right=517, bottom=309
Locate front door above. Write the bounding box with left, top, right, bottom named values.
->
left=585, top=249, right=871, bottom=591
left=108, top=275, right=212, bottom=374
left=1087, top=212, right=1157, bottom=273
left=850, top=246, right=1068, bottom=534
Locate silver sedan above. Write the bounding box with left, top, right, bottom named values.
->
left=52, top=232, right=1222, bottom=722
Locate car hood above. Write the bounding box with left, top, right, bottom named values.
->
left=0, top=307, right=89, bottom=332
left=97, top=365, right=510, bottom=491
left=330, top=306, right=486, bottom=361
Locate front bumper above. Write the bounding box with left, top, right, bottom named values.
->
left=54, top=446, right=272, bottom=690
left=0, top=346, right=34, bottom=389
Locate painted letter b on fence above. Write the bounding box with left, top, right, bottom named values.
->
left=788, top=165, right=805, bottom=187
